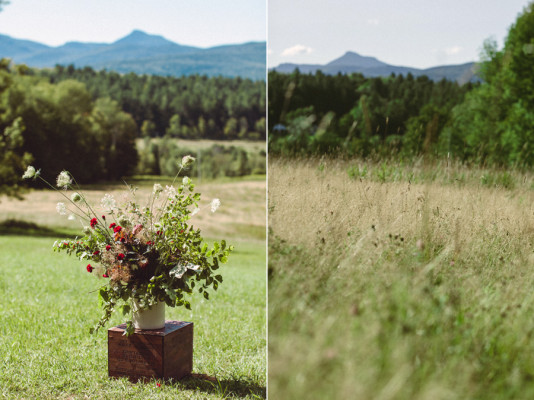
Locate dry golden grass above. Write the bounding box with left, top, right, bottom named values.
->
left=270, top=157, right=533, bottom=270
left=1, top=178, right=265, bottom=242
left=269, top=157, right=534, bottom=399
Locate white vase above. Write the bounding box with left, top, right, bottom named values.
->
left=131, top=301, right=165, bottom=329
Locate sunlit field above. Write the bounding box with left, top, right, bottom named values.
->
left=269, top=156, right=534, bottom=399
left=0, top=175, right=266, bottom=399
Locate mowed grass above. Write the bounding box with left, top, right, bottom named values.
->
left=269, top=157, right=534, bottom=400
left=0, top=177, right=266, bottom=399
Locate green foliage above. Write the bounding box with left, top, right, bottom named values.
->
left=40, top=66, right=266, bottom=141
left=443, top=2, right=534, bottom=166
left=0, top=63, right=139, bottom=183
left=268, top=70, right=474, bottom=158
left=137, top=139, right=266, bottom=178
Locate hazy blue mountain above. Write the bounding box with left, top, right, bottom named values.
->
left=272, top=51, right=479, bottom=83
left=0, top=33, right=50, bottom=58
left=0, top=30, right=266, bottom=80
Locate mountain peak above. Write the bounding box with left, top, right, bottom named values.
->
left=326, top=51, right=387, bottom=69
left=113, top=30, right=174, bottom=46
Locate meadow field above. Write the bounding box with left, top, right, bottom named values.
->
left=269, top=157, right=534, bottom=399
left=0, top=175, right=266, bottom=399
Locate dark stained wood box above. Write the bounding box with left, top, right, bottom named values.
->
left=108, top=320, right=193, bottom=381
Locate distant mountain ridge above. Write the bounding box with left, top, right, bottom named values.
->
left=0, top=30, right=266, bottom=80
left=273, top=51, right=479, bottom=84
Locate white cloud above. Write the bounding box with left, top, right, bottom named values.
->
left=445, top=46, right=463, bottom=56
left=281, top=44, right=314, bottom=57
left=367, top=18, right=379, bottom=26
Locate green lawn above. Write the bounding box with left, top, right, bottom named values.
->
left=0, top=235, right=265, bottom=399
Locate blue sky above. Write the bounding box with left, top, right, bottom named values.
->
left=0, top=0, right=266, bottom=47
left=268, top=0, right=531, bottom=68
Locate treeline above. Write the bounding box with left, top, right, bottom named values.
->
left=38, top=65, right=266, bottom=141
left=270, top=3, right=534, bottom=167
left=269, top=70, right=476, bottom=159
left=0, top=60, right=138, bottom=184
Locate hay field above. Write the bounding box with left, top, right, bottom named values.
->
left=0, top=178, right=265, bottom=242
left=269, top=157, right=534, bottom=399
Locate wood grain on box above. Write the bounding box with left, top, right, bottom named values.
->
left=108, top=320, right=193, bottom=381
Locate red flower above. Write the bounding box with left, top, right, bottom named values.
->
left=114, top=225, right=122, bottom=233
left=117, top=253, right=125, bottom=260
left=106, top=245, right=111, bottom=251
left=109, top=223, right=116, bottom=229
left=101, top=215, right=106, bottom=220
left=90, top=218, right=98, bottom=228
left=102, top=273, right=109, bottom=278
left=147, top=241, right=154, bottom=246
left=156, top=383, right=161, bottom=388
left=93, top=250, right=100, bottom=256
left=86, top=264, right=93, bottom=273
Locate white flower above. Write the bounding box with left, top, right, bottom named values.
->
left=191, top=207, right=200, bottom=216
left=101, top=194, right=117, bottom=212
left=71, top=192, right=82, bottom=203
left=153, top=183, right=163, bottom=194
left=165, top=185, right=177, bottom=198
left=56, top=202, right=67, bottom=215
left=210, top=198, right=221, bottom=213
left=182, top=176, right=190, bottom=186
left=68, top=214, right=76, bottom=220
left=56, top=171, right=72, bottom=189
left=22, top=166, right=38, bottom=179
left=181, top=155, right=195, bottom=168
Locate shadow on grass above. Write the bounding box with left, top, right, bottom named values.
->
left=177, top=373, right=266, bottom=398
left=0, top=219, right=78, bottom=239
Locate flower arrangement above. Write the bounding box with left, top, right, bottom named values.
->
left=22, top=156, right=233, bottom=336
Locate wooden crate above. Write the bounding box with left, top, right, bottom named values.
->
left=108, top=320, right=193, bottom=381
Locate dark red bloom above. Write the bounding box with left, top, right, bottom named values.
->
left=102, top=273, right=109, bottom=278
left=117, top=253, right=125, bottom=260
left=93, top=250, right=100, bottom=256
left=102, top=215, right=106, bottom=220
left=109, top=223, right=116, bottom=229
left=90, top=218, right=98, bottom=228
left=86, top=264, right=93, bottom=273
left=146, top=241, right=154, bottom=246
left=106, top=245, right=111, bottom=251
left=114, top=225, right=122, bottom=233
left=156, top=383, right=161, bottom=388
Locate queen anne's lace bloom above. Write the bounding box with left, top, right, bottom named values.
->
left=181, top=155, right=195, bottom=168
left=22, top=166, right=37, bottom=179
left=165, top=185, right=177, bottom=198
left=56, top=171, right=72, bottom=189
left=153, top=183, right=163, bottom=195
left=101, top=194, right=117, bottom=212
left=210, top=198, right=221, bottom=213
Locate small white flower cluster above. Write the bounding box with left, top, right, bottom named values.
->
left=181, top=155, right=195, bottom=169
left=56, top=171, right=72, bottom=189
left=22, top=166, right=39, bottom=180
left=101, top=194, right=117, bottom=212
left=210, top=198, right=221, bottom=213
